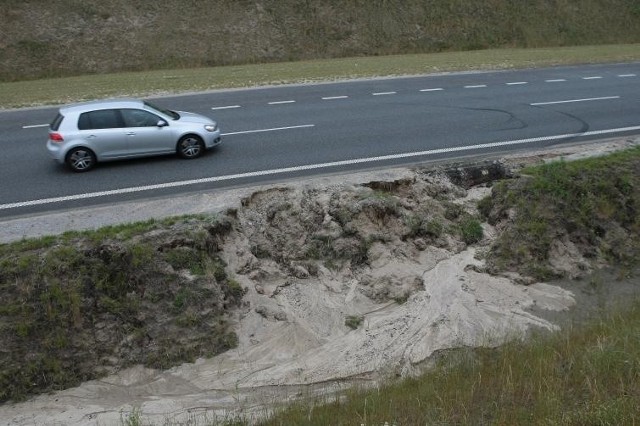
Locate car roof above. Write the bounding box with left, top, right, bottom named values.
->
left=59, top=98, right=145, bottom=114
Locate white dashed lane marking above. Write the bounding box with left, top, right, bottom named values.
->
left=322, top=96, right=349, bottom=100
left=546, top=79, right=567, bottom=83
left=465, top=85, right=487, bottom=88
left=22, top=124, right=49, bottom=129
left=506, top=82, right=528, bottom=85
left=619, top=74, right=636, bottom=77
left=372, top=92, right=397, bottom=96
left=268, top=100, right=296, bottom=105
left=211, top=105, right=241, bottom=110
left=420, top=88, right=444, bottom=92
left=582, top=76, right=603, bottom=80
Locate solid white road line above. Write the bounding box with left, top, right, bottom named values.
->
left=268, top=100, right=296, bottom=105
left=222, top=124, right=315, bottom=136
left=211, top=105, right=241, bottom=110
left=530, top=96, right=620, bottom=106
left=4, top=125, right=640, bottom=210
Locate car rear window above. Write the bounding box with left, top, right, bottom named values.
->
left=78, top=109, right=123, bottom=130
left=50, top=113, right=64, bottom=131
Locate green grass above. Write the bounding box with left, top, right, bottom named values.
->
left=260, top=299, right=640, bottom=425
left=459, top=216, right=484, bottom=244
left=1, top=44, right=639, bottom=109
left=485, top=146, right=640, bottom=279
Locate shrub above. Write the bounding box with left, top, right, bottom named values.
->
left=460, top=217, right=484, bottom=244
left=345, top=315, right=364, bottom=330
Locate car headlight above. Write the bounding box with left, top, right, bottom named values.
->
left=204, top=123, right=218, bottom=132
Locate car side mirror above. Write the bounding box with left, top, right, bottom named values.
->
left=157, top=120, right=168, bottom=127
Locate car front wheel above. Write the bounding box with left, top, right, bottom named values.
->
left=66, top=147, right=96, bottom=172
left=177, top=135, right=204, bottom=159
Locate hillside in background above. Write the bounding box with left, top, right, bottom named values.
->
left=2, top=0, right=640, bottom=81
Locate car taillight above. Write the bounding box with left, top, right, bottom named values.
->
left=49, top=132, right=64, bottom=142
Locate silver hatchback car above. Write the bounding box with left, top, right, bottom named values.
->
left=47, top=99, right=222, bottom=172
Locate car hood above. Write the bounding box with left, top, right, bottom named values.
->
left=175, top=111, right=215, bottom=124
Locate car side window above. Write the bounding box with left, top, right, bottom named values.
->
left=78, top=110, right=123, bottom=130
left=121, top=109, right=162, bottom=128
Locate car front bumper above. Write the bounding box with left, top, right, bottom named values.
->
left=204, top=130, right=222, bottom=149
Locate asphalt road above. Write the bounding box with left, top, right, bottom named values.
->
left=1, top=62, right=639, bottom=219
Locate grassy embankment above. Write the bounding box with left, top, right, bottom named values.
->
left=3, top=0, right=640, bottom=84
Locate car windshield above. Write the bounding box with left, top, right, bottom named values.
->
left=144, top=101, right=180, bottom=120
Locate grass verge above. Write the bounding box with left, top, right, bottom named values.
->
left=1, top=44, right=639, bottom=109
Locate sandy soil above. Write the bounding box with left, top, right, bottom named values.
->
left=1, top=137, right=639, bottom=425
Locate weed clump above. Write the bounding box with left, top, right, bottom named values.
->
left=345, top=315, right=364, bottom=330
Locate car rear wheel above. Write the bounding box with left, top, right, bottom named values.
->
left=177, top=135, right=204, bottom=159
left=66, top=147, right=96, bottom=172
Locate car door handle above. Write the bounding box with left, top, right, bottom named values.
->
left=126, top=132, right=136, bottom=136
left=87, top=134, right=96, bottom=139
